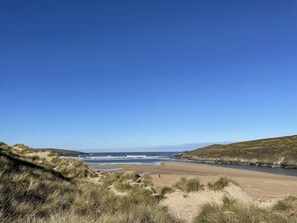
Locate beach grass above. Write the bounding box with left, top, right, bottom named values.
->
left=207, top=176, right=238, bottom=191
left=173, top=177, right=204, bottom=192
left=0, top=143, right=180, bottom=223
left=194, top=195, right=297, bottom=223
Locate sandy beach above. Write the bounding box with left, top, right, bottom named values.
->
left=89, top=162, right=297, bottom=199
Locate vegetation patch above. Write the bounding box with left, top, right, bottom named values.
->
left=273, top=196, right=297, bottom=213
left=113, top=181, right=133, bottom=192
left=194, top=195, right=297, bottom=223
left=159, top=186, right=173, bottom=196
left=180, top=135, right=297, bottom=168
left=208, top=176, right=238, bottom=191
left=173, top=177, right=204, bottom=192
left=0, top=142, right=179, bottom=223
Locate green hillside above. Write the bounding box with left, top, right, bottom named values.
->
left=179, top=135, right=297, bottom=168
left=34, top=148, right=85, bottom=155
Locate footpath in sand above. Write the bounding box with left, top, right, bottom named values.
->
left=89, top=162, right=297, bottom=199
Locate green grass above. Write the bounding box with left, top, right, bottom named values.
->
left=34, top=148, right=85, bottom=155
left=181, top=135, right=297, bottom=166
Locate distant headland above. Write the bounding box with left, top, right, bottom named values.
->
left=176, top=135, right=297, bottom=169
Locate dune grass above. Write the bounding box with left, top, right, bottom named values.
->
left=273, top=196, right=297, bottom=214
left=207, top=176, right=238, bottom=191
left=159, top=186, right=173, bottom=196
left=173, top=177, right=204, bottom=192
left=0, top=143, right=180, bottom=223
left=194, top=195, right=297, bottom=223
left=113, top=181, right=133, bottom=192
left=194, top=196, right=259, bottom=223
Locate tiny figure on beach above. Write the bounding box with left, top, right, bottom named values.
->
left=158, top=174, right=161, bottom=178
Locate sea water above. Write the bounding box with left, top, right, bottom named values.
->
left=64, top=152, right=178, bottom=166
left=63, top=152, right=297, bottom=177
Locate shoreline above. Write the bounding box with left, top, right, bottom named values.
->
left=89, top=161, right=297, bottom=199
left=176, top=155, right=297, bottom=169
left=177, top=159, right=297, bottom=177
left=87, top=158, right=297, bottom=177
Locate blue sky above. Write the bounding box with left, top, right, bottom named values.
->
left=0, top=0, right=296, bottom=151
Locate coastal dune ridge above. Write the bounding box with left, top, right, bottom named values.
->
left=1, top=135, right=297, bottom=222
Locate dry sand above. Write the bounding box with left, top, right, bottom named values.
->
left=89, top=162, right=297, bottom=199
left=159, top=184, right=253, bottom=222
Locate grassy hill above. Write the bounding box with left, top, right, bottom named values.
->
left=179, top=135, right=297, bottom=168
left=34, top=148, right=85, bottom=155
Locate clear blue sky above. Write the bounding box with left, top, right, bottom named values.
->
left=0, top=0, right=296, bottom=151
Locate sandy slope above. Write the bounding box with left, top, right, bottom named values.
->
left=89, top=162, right=297, bottom=199
left=160, top=184, right=253, bottom=222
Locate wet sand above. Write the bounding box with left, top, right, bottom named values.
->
left=89, top=162, right=297, bottom=199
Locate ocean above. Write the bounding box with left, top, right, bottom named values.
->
left=63, top=151, right=297, bottom=177
left=64, top=151, right=179, bottom=165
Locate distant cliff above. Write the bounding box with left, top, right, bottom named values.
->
left=177, top=135, right=297, bottom=169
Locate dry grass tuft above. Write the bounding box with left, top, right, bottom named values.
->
left=207, top=176, right=238, bottom=191
left=194, top=195, right=297, bottom=223
left=273, top=196, right=297, bottom=214
left=173, top=177, right=204, bottom=192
